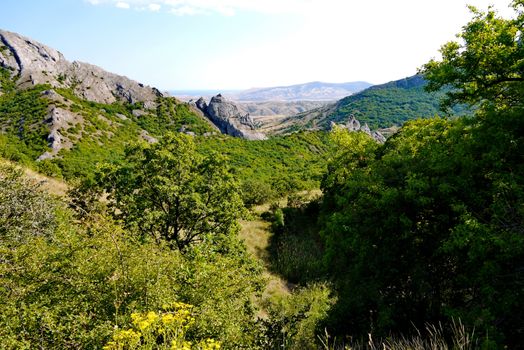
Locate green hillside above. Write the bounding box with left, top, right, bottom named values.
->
left=0, top=68, right=331, bottom=199
left=0, top=67, right=213, bottom=179
left=1, top=3, right=523, bottom=348
left=285, top=75, right=470, bottom=132
left=330, top=75, right=469, bottom=128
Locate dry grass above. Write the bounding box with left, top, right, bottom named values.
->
left=239, top=218, right=271, bottom=261
left=23, top=167, right=69, bottom=197
left=239, top=189, right=324, bottom=314
left=239, top=196, right=308, bottom=315
left=318, top=320, right=478, bottom=350
left=0, top=159, right=69, bottom=197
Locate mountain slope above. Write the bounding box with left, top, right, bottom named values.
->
left=276, top=75, right=469, bottom=133
left=1, top=29, right=280, bottom=175
left=0, top=29, right=222, bottom=177
left=0, top=29, right=161, bottom=105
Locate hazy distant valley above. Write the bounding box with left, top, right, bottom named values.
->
left=173, top=81, right=373, bottom=128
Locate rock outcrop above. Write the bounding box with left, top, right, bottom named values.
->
left=331, top=116, right=386, bottom=143
left=36, top=89, right=84, bottom=160
left=193, top=94, right=267, bottom=140
left=0, top=29, right=162, bottom=105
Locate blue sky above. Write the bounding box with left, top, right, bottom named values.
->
left=0, top=0, right=514, bottom=90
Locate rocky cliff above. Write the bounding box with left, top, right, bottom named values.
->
left=330, top=116, right=386, bottom=143
left=0, top=29, right=161, bottom=106
left=193, top=94, right=267, bottom=140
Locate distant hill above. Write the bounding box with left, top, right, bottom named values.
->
left=230, top=81, right=372, bottom=102
left=274, top=75, right=470, bottom=134
left=236, top=100, right=328, bottom=117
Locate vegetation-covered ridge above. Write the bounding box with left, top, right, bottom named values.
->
left=0, top=69, right=214, bottom=178
left=283, top=74, right=471, bottom=133
left=0, top=66, right=332, bottom=200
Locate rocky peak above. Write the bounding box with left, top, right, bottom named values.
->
left=195, top=97, right=208, bottom=112
left=194, top=94, right=267, bottom=140
left=332, top=115, right=386, bottom=143
left=0, top=29, right=161, bottom=106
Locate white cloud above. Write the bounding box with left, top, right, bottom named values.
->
left=148, top=3, right=161, bottom=11
left=85, top=0, right=339, bottom=16
left=115, top=1, right=130, bottom=9
left=169, top=5, right=199, bottom=15
left=85, top=0, right=513, bottom=17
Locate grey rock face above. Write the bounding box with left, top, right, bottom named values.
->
left=346, top=116, right=361, bottom=131
left=37, top=103, right=83, bottom=160
left=195, top=94, right=267, bottom=140
left=195, top=97, right=208, bottom=112
left=371, top=130, right=386, bottom=143
left=361, top=123, right=371, bottom=135
left=332, top=115, right=387, bottom=143
left=140, top=130, right=158, bottom=144
left=0, top=29, right=161, bottom=106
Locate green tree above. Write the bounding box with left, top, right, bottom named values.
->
left=0, top=163, right=263, bottom=348
left=317, top=3, right=524, bottom=345
left=100, top=132, right=244, bottom=251
left=421, top=1, right=524, bottom=110
left=320, top=116, right=524, bottom=346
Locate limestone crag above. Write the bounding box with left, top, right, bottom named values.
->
left=193, top=94, right=267, bottom=140
left=0, top=29, right=161, bottom=105
left=331, top=116, right=386, bottom=143
left=38, top=105, right=83, bottom=160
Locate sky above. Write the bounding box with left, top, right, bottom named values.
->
left=0, top=0, right=516, bottom=90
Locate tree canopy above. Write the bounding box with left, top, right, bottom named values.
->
left=316, top=2, right=524, bottom=347
left=421, top=1, right=524, bottom=110
left=99, top=133, right=244, bottom=251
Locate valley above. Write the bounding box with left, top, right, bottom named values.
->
left=1, top=2, right=523, bottom=348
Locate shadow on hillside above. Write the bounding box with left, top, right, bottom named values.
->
left=264, top=197, right=326, bottom=285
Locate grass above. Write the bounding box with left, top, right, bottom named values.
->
left=318, top=319, right=479, bottom=350
left=0, top=158, right=69, bottom=197
left=238, top=201, right=294, bottom=318
left=238, top=189, right=326, bottom=321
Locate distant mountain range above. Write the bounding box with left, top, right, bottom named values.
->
left=265, top=75, right=471, bottom=135
left=172, top=81, right=372, bottom=102
left=230, top=81, right=372, bottom=101
left=173, top=81, right=371, bottom=119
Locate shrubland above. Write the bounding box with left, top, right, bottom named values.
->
left=266, top=3, right=524, bottom=347
left=1, top=1, right=523, bottom=348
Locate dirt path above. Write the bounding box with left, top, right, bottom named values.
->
left=239, top=204, right=292, bottom=303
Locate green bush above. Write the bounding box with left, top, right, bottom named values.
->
left=261, top=283, right=335, bottom=350
left=0, top=163, right=57, bottom=242
left=0, top=162, right=264, bottom=349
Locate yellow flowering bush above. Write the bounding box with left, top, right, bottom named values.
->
left=104, top=302, right=221, bottom=350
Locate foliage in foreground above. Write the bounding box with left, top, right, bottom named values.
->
left=319, top=117, right=523, bottom=346
left=0, top=163, right=264, bottom=349
left=104, top=302, right=221, bottom=350
left=316, top=3, right=524, bottom=346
